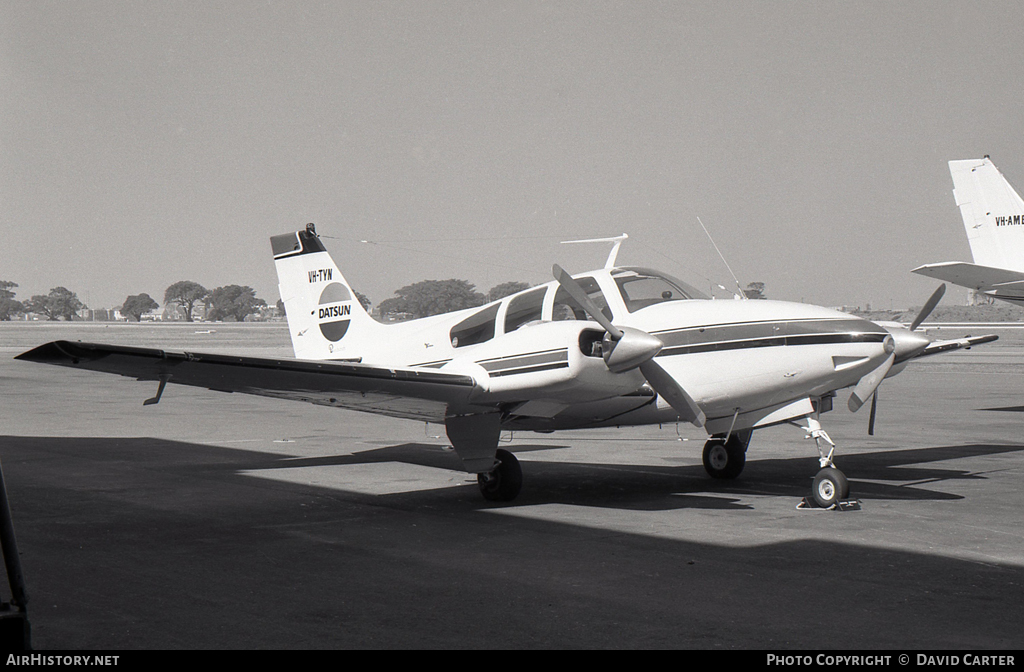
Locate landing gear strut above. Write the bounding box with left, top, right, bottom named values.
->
left=702, top=431, right=750, bottom=480
left=477, top=449, right=522, bottom=502
left=796, top=416, right=851, bottom=508
left=446, top=413, right=523, bottom=503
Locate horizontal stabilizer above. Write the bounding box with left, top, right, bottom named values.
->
left=911, top=261, right=1024, bottom=292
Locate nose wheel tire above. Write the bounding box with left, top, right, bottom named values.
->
left=811, top=467, right=849, bottom=508
left=702, top=437, right=746, bottom=480
left=477, top=448, right=523, bottom=502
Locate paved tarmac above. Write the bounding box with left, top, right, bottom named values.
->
left=2, top=322, right=1024, bottom=649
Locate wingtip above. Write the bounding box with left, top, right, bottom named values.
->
left=14, top=341, right=64, bottom=363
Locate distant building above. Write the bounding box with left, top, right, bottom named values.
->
left=968, top=290, right=995, bottom=306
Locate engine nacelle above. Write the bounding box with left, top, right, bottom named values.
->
left=444, top=321, right=646, bottom=405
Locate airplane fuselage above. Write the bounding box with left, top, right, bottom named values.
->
left=318, top=266, right=892, bottom=434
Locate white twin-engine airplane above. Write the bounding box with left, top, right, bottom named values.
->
left=914, top=157, right=1024, bottom=304
left=17, top=224, right=996, bottom=508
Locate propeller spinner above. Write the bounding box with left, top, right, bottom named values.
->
left=552, top=265, right=706, bottom=427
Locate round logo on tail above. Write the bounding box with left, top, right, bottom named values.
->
left=317, top=282, right=352, bottom=342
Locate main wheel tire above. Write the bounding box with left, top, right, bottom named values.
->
left=702, top=438, right=746, bottom=479
left=477, top=448, right=523, bottom=502
left=811, top=467, right=848, bottom=508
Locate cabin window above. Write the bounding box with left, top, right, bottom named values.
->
left=450, top=304, right=499, bottom=348
left=504, top=288, right=546, bottom=333
left=552, top=277, right=613, bottom=322
left=613, top=268, right=708, bottom=312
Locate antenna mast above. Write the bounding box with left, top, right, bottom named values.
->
left=697, top=217, right=745, bottom=299
left=560, top=233, right=629, bottom=269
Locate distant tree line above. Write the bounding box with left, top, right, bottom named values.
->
left=1, top=276, right=535, bottom=323
left=0, top=279, right=273, bottom=322
left=373, top=278, right=764, bottom=319
left=162, top=281, right=268, bottom=322
left=0, top=281, right=24, bottom=321
left=377, top=280, right=530, bottom=320
left=743, top=282, right=767, bottom=300
left=1, top=282, right=86, bottom=321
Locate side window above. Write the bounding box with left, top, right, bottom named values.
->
left=616, top=276, right=684, bottom=312
left=503, top=288, right=546, bottom=333
left=450, top=304, right=499, bottom=348
left=552, top=277, right=612, bottom=322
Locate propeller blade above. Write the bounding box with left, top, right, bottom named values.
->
left=848, top=353, right=896, bottom=412
left=639, top=359, right=706, bottom=427
left=552, top=264, right=623, bottom=340
left=910, top=283, right=946, bottom=332
left=868, top=390, right=878, bottom=435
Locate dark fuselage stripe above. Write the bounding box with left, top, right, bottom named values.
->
left=653, top=318, right=885, bottom=345
left=476, top=347, right=567, bottom=365
left=488, top=362, right=571, bottom=378
left=411, top=359, right=452, bottom=369
left=658, top=332, right=888, bottom=357
left=477, top=348, right=568, bottom=373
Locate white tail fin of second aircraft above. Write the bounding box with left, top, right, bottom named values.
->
left=271, top=224, right=384, bottom=360
left=949, top=157, right=1024, bottom=273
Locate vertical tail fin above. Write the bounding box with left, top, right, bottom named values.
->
left=271, top=224, right=382, bottom=360
left=949, top=158, right=1024, bottom=273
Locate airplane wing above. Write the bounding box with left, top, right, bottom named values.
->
left=913, top=333, right=998, bottom=359
left=15, top=340, right=485, bottom=422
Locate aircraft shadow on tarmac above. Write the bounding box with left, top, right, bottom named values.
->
left=2, top=435, right=1022, bottom=513
left=226, top=438, right=1024, bottom=511
left=5, top=435, right=1024, bottom=650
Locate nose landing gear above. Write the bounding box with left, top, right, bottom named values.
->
left=811, top=467, right=849, bottom=508
left=795, top=416, right=852, bottom=509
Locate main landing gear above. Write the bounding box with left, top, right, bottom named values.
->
left=702, top=431, right=751, bottom=480
left=477, top=449, right=523, bottom=502
left=446, top=414, right=524, bottom=503
left=795, top=416, right=851, bottom=508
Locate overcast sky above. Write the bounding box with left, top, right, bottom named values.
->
left=3, top=1, right=1023, bottom=311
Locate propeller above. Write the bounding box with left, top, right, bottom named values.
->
left=553, top=265, right=706, bottom=427
left=868, top=388, right=878, bottom=436
left=910, top=283, right=945, bottom=332
left=849, top=283, right=947, bottom=433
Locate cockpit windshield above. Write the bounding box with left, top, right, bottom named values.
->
left=612, top=267, right=709, bottom=312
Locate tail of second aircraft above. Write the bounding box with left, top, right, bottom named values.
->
left=949, top=157, right=1024, bottom=273
left=271, top=224, right=384, bottom=360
